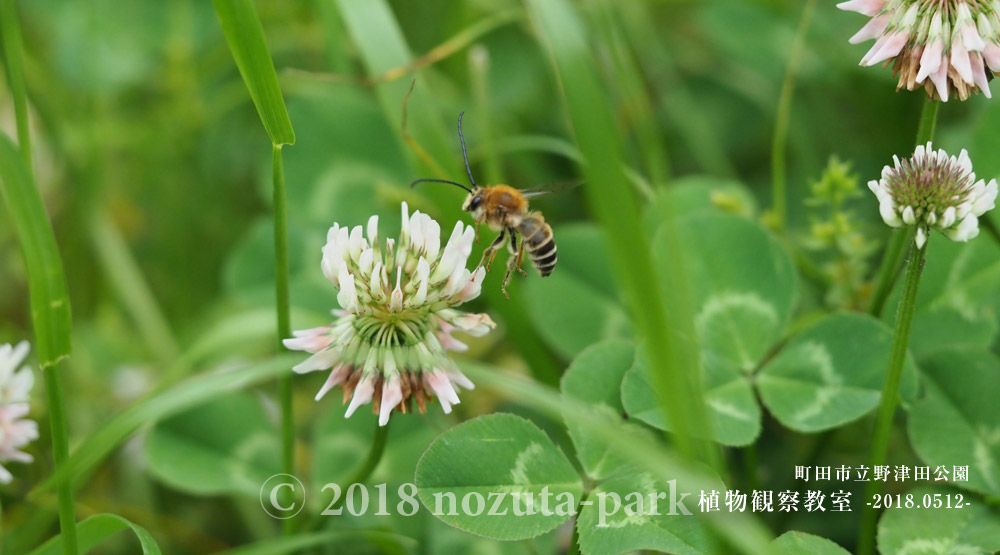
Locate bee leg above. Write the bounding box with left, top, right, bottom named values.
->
left=502, top=247, right=516, bottom=298
left=479, top=229, right=505, bottom=271
left=514, top=236, right=527, bottom=277
left=501, top=262, right=514, bottom=299
left=474, top=222, right=481, bottom=244
left=501, top=231, right=521, bottom=299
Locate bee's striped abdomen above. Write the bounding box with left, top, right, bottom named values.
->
left=517, top=214, right=557, bottom=277
left=532, top=235, right=557, bottom=277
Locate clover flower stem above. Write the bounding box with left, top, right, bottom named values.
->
left=43, top=364, right=78, bottom=555
left=272, top=144, right=295, bottom=534
left=866, top=227, right=913, bottom=316
left=329, top=420, right=391, bottom=514
left=348, top=420, right=391, bottom=485
left=982, top=215, right=1000, bottom=247
left=858, top=242, right=926, bottom=555
left=770, top=0, right=817, bottom=232
left=914, top=97, right=940, bottom=146
left=867, top=98, right=939, bottom=316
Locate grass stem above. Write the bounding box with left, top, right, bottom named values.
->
left=0, top=7, right=77, bottom=550
left=0, top=0, right=33, bottom=179
left=770, top=0, right=817, bottom=232
left=272, top=144, right=295, bottom=534
left=43, top=364, right=79, bottom=555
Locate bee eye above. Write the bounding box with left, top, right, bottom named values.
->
left=470, top=196, right=482, bottom=211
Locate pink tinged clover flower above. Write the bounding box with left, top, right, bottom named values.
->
left=0, top=342, right=39, bottom=484
left=285, top=202, right=494, bottom=426
left=868, top=142, right=998, bottom=248
left=839, top=0, right=1000, bottom=101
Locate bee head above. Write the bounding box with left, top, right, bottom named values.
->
left=462, top=190, right=484, bottom=217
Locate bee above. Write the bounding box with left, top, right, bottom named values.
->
left=411, top=113, right=573, bottom=298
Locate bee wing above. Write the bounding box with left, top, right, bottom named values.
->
left=520, top=179, right=584, bottom=198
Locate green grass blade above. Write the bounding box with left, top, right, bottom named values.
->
left=30, top=354, right=300, bottom=497
left=468, top=46, right=502, bottom=185
left=524, top=0, right=718, bottom=467
left=213, top=0, right=295, bottom=146
left=334, top=0, right=457, bottom=182
left=586, top=0, right=670, bottom=185
left=214, top=1, right=298, bottom=531
left=293, top=8, right=521, bottom=86
left=90, top=213, right=179, bottom=363
left=0, top=134, right=71, bottom=367
left=28, top=514, right=161, bottom=555
left=271, top=144, right=295, bottom=534
left=616, top=5, right=735, bottom=177
left=156, top=307, right=319, bottom=388
left=0, top=0, right=32, bottom=177
left=0, top=69, right=78, bottom=549
left=770, top=0, right=817, bottom=232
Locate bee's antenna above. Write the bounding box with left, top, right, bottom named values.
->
left=457, top=112, right=477, bottom=188
left=409, top=178, right=473, bottom=193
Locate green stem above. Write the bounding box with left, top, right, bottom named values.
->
left=981, top=215, right=1000, bottom=248
left=742, top=443, right=760, bottom=493
left=770, top=0, right=817, bottom=232
left=272, top=144, right=295, bottom=534
left=1, top=4, right=76, bottom=551
left=914, top=97, right=939, bottom=146
left=349, top=421, right=390, bottom=485
left=0, top=0, right=32, bottom=179
left=590, top=0, right=670, bottom=185
left=866, top=228, right=913, bottom=316
left=868, top=99, right=939, bottom=315
left=43, top=364, right=78, bottom=555
left=858, top=242, right=926, bottom=555
left=568, top=496, right=584, bottom=555
left=329, top=420, right=391, bottom=514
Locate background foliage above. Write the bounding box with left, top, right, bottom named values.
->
left=2, top=0, right=1000, bottom=553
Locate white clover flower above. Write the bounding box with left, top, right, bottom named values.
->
left=839, top=0, right=1000, bottom=100
left=285, top=202, right=494, bottom=426
left=0, top=342, right=38, bottom=484
left=868, top=142, right=998, bottom=248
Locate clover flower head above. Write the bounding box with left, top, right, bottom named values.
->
left=838, top=0, right=1000, bottom=101
left=0, top=342, right=38, bottom=484
left=868, top=142, right=998, bottom=248
left=285, top=202, right=494, bottom=426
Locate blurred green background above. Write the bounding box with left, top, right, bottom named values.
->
left=3, top=0, right=1000, bottom=552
